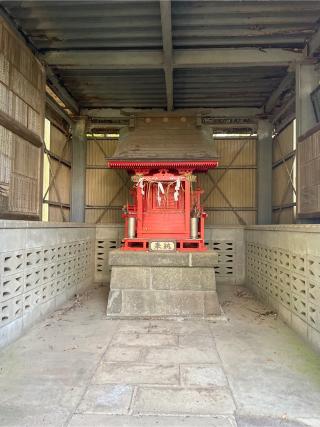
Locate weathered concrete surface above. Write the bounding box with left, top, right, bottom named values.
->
left=77, top=384, right=133, bottom=415
left=107, top=250, right=220, bottom=318
left=0, top=284, right=320, bottom=426
left=133, top=386, right=235, bottom=415
left=93, top=362, right=179, bottom=385
left=69, top=414, right=237, bottom=427
left=109, top=249, right=218, bottom=267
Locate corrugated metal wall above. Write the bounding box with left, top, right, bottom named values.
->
left=272, top=121, right=296, bottom=223
left=44, top=107, right=71, bottom=222
left=85, top=138, right=129, bottom=223
left=198, top=137, right=256, bottom=225
left=0, top=17, right=45, bottom=219
left=85, top=135, right=257, bottom=225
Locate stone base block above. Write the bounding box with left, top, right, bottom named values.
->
left=107, top=250, right=220, bottom=319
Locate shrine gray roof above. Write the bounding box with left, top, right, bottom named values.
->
left=109, top=120, right=218, bottom=162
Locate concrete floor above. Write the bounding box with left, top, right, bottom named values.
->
left=0, top=285, right=320, bottom=427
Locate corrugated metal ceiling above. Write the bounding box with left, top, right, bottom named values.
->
left=172, top=1, right=320, bottom=49
left=174, top=67, right=288, bottom=108
left=2, top=0, right=320, bottom=110
left=56, top=69, right=166, bottom=108
left=3, top=1, right=162, bottom=50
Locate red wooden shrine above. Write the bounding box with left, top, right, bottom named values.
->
left=106, top=117, right=218, bottom=252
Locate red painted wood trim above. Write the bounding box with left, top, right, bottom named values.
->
left=107, top=160, right=219, bottom=170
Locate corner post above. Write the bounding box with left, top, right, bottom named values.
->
left=71, top=117, right=87, bottom=222
left=257, top=120, right=273, bottom=224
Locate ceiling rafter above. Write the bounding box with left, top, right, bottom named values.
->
left=264, top=71, right=295, bottom=114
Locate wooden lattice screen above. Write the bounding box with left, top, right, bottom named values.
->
left=0, top=17, right=45, bottom=219
left=297, top=124, right=320, bottom=218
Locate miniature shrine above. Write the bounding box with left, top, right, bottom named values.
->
left=107, top=116, right=218, bottom=252
left=106, top=116, right=221, bottom=319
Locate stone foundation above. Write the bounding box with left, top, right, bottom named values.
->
left=107, top=250, right=220, bottom=319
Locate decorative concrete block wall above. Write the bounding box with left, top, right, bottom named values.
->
left=95, top=225, right=245, bottom=286
left=2, top=221, right=320, bottom=353
left=0, top=221, right=95, bottom=348
left=246, top=225, right=320, bottom=352
left=205, top=226, right=245, bottom=285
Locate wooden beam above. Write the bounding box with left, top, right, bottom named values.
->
left=205, top=207, right=256, bottom=212
left=46, top=67, right=79, bottom=114
left=264, top=72, right=295, bottom=114
left=43, top=200, right=70, bottom=209
left=44, top=50, right=163, bottom=69
left=160, top=0, right=173, bottom=111
left=174, top=48, right=304, bottom=68
left=86, top=205, right=122, bottom=210
left=272, top=202, right=296, bottom=211
left=272, top=97, right=295, bottom=123
left=305, top=26, right=320, bottom=56
left=0, top=109, right=43, bottom=147
left=81, top=107, right=262, bottom=118
left=46, top=94, right=73, bottom=125
left=44, top=147, right=71, bottom=168
left=44, top=48, right=303, bottom=69
left=272, top=150, right=296, bottom=169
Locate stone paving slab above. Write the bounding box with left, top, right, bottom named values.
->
left=112, top=332, right=178, bottom=347
left=77, top=384, right=134, bottom=415
left=2, top=285, right=320, bottom=427
left=180, top=364, right=228, bottom=387
left=132, top=386, right=236, bottom=415
left=116, top=319, right=213, bottom=336
left=178, top=333, right=216, bottom=348
left=213, top=330, right=320, bottom=419
left=103, top=345, right=142, bottom=362
left=144, top=345, right=220, bottom=364
left=117, top=321, right=151, bottom=334
left=0, top=382, right=84, bottom=427
left=236, top=415, right=315, bottom=427
left=68, top=414, right=237, bottom=426
left=148, top=320, right=212, bottom=335
left=1, top=349, right=99, bottom=388
left=93, top=362, right=179, bottom=385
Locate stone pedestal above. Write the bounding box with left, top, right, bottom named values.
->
left=106, top=250, right=220, bottom=319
